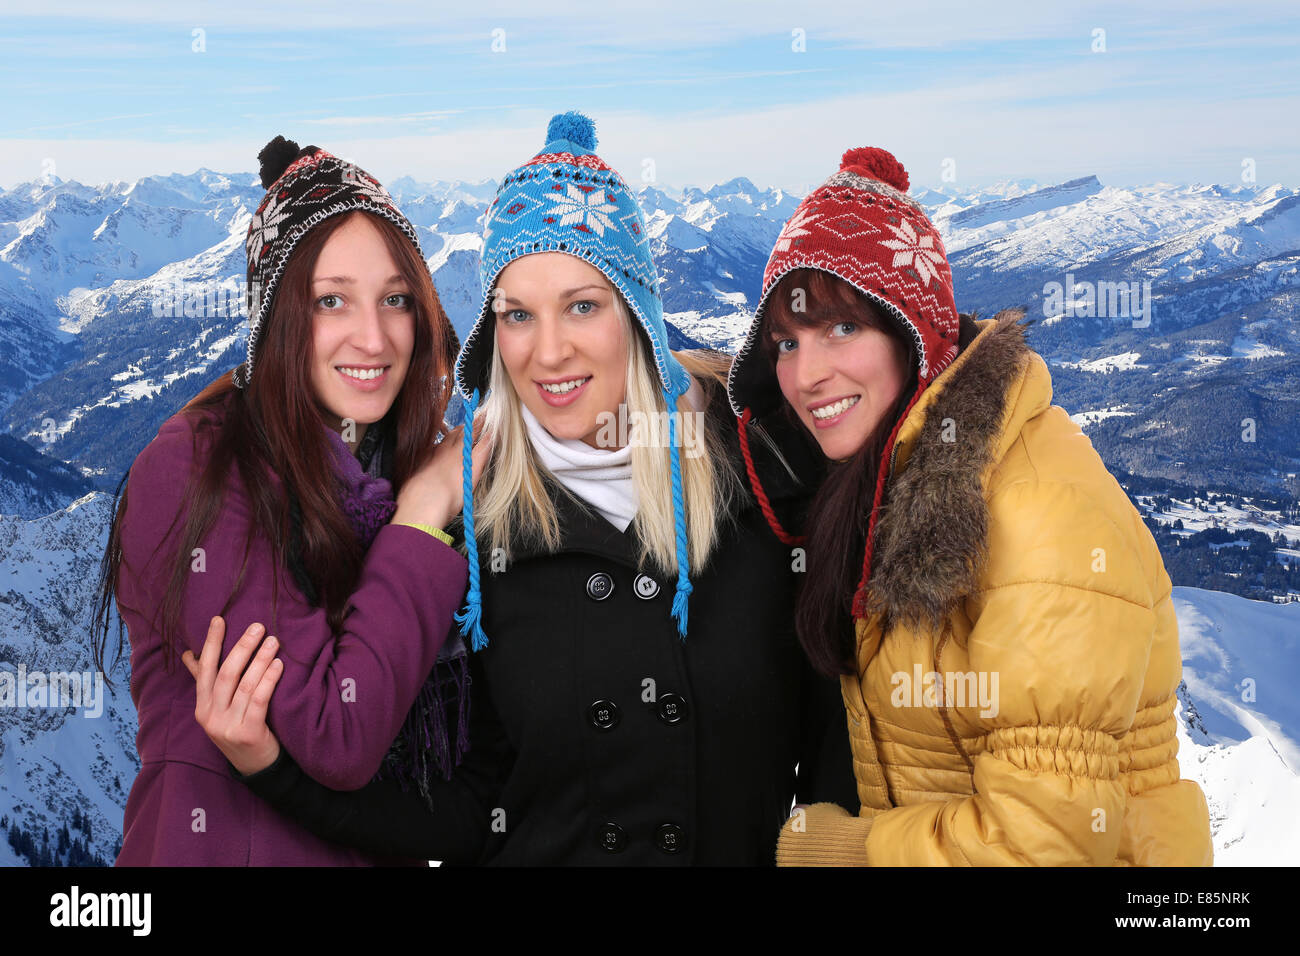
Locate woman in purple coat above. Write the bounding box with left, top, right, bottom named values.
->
left=92, top=137, right=487, bottom=866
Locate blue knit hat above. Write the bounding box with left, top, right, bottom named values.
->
left=453, top=111, right=695, bottom=650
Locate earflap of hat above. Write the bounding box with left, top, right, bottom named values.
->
left=454, top=286, right=498, bottom=400
left=726, top=294, right=783, bottom=418
left=437, top=312, right=463, bottom=407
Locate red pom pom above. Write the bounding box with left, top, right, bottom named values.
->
left=840, top=147, right=909, bottom=193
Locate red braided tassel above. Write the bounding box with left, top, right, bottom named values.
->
left=737, top=409, right=806, bottom=547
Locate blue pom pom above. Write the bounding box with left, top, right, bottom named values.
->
left=545, top=111, right=597, bottom=151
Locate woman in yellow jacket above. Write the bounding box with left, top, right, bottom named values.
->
left=726, top=146, right=1213, bottom=866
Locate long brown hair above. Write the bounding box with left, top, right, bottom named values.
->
left=92, top=210, right=456, bottom=685
left=760, top=268, right=919, bottom=677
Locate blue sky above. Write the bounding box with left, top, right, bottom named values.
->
left=1, top=0, right=1297, bottom=193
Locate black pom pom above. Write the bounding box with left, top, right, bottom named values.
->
left=257, top=135, right=302, bottom=190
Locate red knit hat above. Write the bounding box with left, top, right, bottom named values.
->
left=726, top=147, right=961, bottom=618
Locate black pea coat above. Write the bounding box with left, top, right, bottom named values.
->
left=470, top=381, right=858, bottom=865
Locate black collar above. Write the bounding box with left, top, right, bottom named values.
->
left=504, top=480, right=645, bottom=569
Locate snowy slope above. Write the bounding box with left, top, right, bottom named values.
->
left=1171, top=587, right=1300, bottom=865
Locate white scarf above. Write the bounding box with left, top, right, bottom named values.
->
left=521, top=403, right=638, bottom=533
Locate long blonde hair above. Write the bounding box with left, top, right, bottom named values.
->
left=474, top=283, right=738, bottom=575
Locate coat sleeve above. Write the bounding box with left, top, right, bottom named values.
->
left=778, top=477, right=1159, bottom=866
left=121, top=415, right=469, bottom=791
left=864, top=478, right=1156, bottom=866
left=233, top=653, right=513, bottom=863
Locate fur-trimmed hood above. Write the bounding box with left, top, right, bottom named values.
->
left=864, top=308, right=1043, bottom=632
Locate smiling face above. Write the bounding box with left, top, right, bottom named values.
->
left=492, top=252, right=629, bottom=447
left=308, top=212, right=415, bottom=447
left=766, top=275, right=913, bottom=462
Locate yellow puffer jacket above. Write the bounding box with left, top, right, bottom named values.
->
left=777, top=311, right=1213, bottom=866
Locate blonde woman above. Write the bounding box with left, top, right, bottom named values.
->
left=188, top=113, right=857, bottom=864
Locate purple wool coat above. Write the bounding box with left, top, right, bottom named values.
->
left=114, top=400, right=468, bottom=866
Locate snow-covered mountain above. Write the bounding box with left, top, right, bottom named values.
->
left=0, top=434, right=95, bottom=519
left=3, top=167, right=1296, bottom=505
left=0, top=493, right=138, bottom=866
left=940, top=174, right=1103, bottom=232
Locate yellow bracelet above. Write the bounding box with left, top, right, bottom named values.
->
left=392, top=521, right=455, bottom=547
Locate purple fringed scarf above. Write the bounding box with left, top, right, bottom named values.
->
left=322, top=423, right=472, bottom=806
left=323, top=424, right=398, bottom=548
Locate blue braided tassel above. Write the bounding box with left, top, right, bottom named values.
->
left=452, top=388, right=488, bottom=652
left=667, top=412, right=692, bottom=640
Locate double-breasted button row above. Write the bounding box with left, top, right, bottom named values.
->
left=595, top=822, right=686, bottom=854
left=587, top=694, right=688, bottom=731
left=585, top=571, right=661, bottom=601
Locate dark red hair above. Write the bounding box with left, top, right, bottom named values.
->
left=92, top=210, right=456, bottom=684
left=758, top=268, right=918, bottom=677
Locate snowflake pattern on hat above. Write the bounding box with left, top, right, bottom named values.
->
left=543, top=184, right=620, bottom=236
left=880, top=217, right=944, bottom=288
left=247, top=188, right=294, bottom=273
left=774, top=207, right=820, bottom=252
